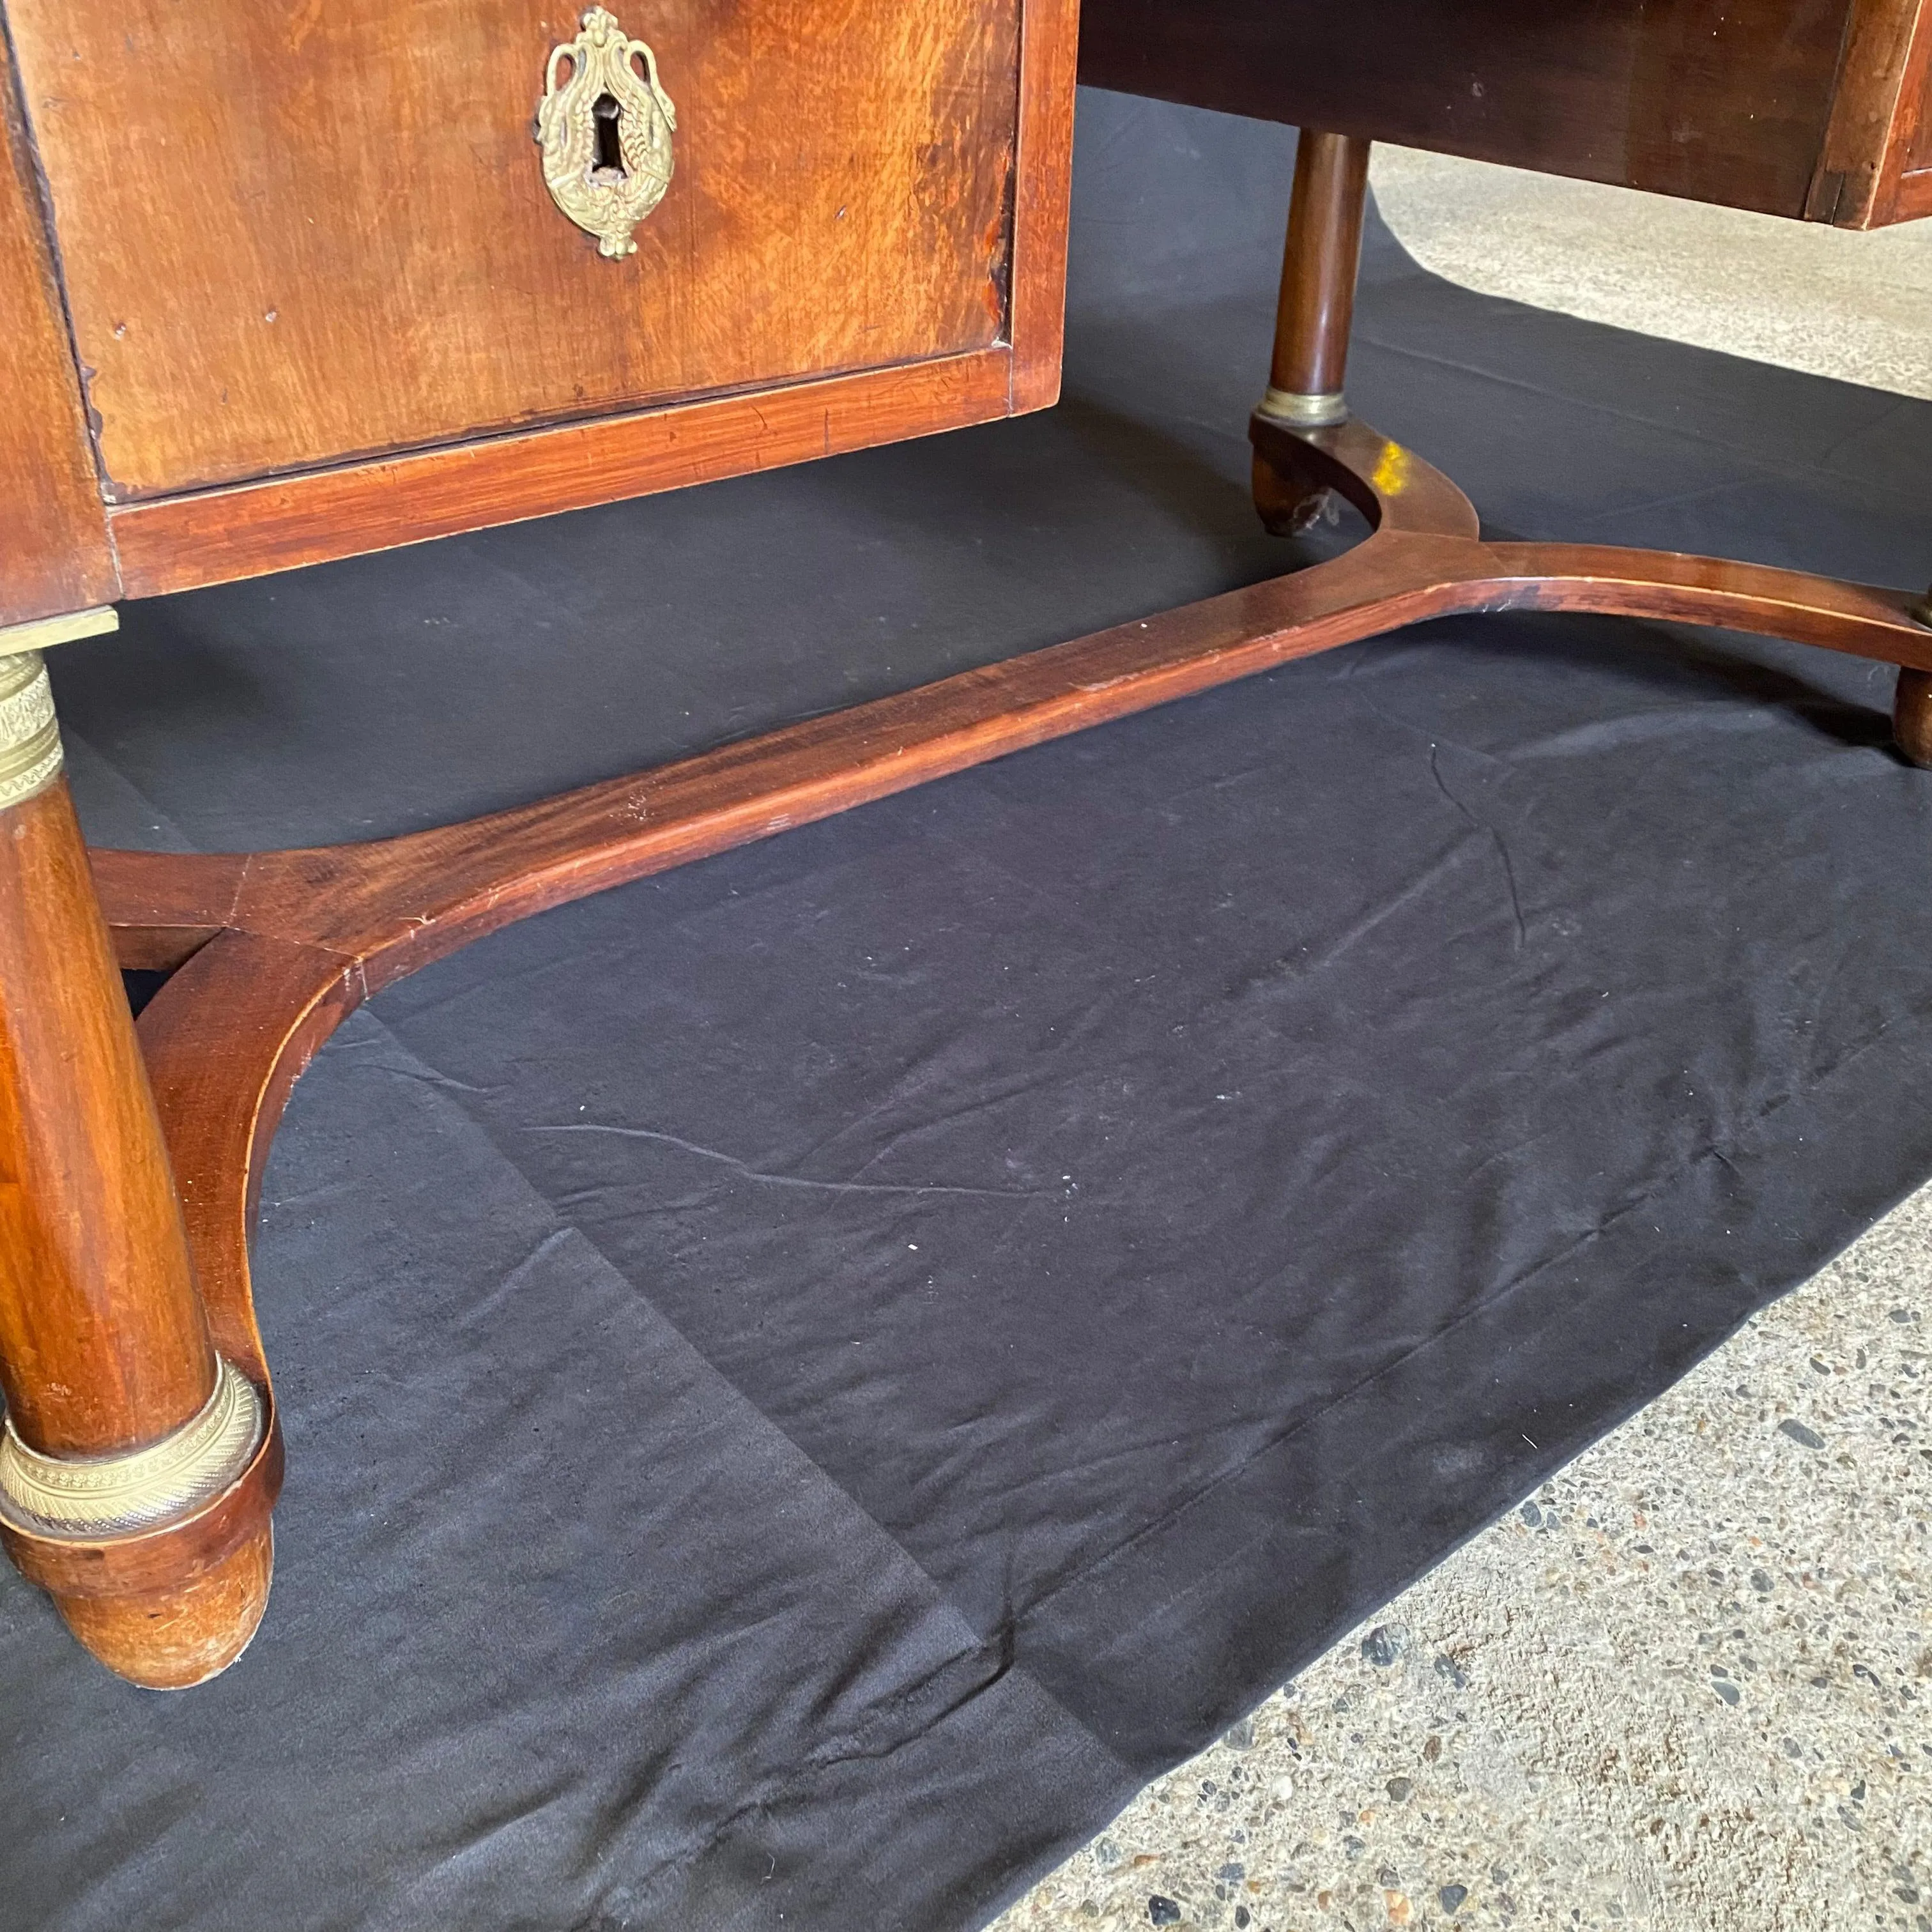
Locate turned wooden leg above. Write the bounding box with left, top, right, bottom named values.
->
left=0, top=645, right=272, bottom=1687
left=1252, top=130, right=1372, bottom=536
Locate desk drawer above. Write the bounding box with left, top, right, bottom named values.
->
left=6, top=0, right=1023, bottom=500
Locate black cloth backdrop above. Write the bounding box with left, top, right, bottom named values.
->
left=6, top=91, right=1932, bottom=1932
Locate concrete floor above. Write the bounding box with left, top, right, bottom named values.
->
left=1368, top=148, right=1932, bottom=401
left=998, top=1182, right=1931, bottom=1932
left=999, top=159, right=1932, bottom=1932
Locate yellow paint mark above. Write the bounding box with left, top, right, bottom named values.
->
left=1371, top=441, right=1412, bottom=497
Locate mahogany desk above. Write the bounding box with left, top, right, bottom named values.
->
left=0, top=0, right=1927, bottom=1689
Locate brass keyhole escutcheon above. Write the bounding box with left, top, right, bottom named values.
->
left=535, top=7, right=677, bottom=258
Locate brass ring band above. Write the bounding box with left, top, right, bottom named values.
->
left=1256, top=387, right=1349, bottom=429
left=0, top=1357, right=264, bottom=1538
left=0, top=651, right=63, bottom=811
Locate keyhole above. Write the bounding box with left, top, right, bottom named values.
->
left=592, top=93, right=625, bottom=175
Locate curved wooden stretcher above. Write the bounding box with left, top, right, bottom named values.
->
left=9, top=130, right=1932, bottom=1685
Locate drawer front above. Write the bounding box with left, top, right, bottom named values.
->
left=6, top=0, right=1020, bottom=500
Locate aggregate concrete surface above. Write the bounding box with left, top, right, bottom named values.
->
left=998, top=1180, right=1931, bottom=1930
left=1368, top=146, right=1932, bottom=402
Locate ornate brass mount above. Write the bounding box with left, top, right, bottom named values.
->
left=0, top=652, right=63, bottom=811
left=0, top=1356, right=263, bottom=1537
left=535, top=6, right=677, bottom=259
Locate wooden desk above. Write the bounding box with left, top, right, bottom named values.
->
left=0, top=0, right=1078, bottom=1685
left=1081, top=0, right=1932, bottom=227
left=0, top=2, right=1927, bottom=1690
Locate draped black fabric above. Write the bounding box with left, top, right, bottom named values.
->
left=6, top=91, right=1931, bottom=1932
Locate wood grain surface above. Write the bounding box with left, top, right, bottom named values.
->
left=98, top=418, right=1932, bottom=997
left=1008, top=0, right=1079, bottom=411
left=0, top=779, right=213, bottom=1460
left=6, top=0, right=1024, bottom=499
left=1807, top=0, right=1932, bottom=222
left=51, top=1522, right=273, bottom=1688
left=106, top=348, right=1014, bottom=595
left=0, top=49, right=115, bottom=625
left=1911, top=59, right=1932, bottom=167
left=1892, top=12, right=1932, bottom=214
left=1267, top=131, right=1370, bottom=401
left=1080, top=0, right=1869, bottom=221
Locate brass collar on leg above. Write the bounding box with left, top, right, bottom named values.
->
left=0, top=652, right=64, bottom=810
left=1256, top=387, right=1349, bottom=429
left=0, top=1358, right=265, bottom=1538
left=0, top=606, right=118, bottom=811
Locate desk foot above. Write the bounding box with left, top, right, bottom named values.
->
left=1896, top=666, right=1932, bottom=767
left=53, top=1524, right=273, bottom=1689
left=1252, top=442, right=1333, bottom=538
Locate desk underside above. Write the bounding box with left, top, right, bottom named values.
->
left=1080, top=0, right=1932, bottom=226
